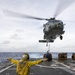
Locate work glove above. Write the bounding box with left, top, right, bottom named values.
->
left=41, top=58, right=48, bottom=62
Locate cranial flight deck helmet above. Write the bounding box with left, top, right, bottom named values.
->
left=22, top=53, right=30, bottom=60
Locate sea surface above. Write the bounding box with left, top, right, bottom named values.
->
left=0, top=52, right=74, bottom=63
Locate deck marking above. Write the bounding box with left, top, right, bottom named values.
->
left=53, top=60, right=70, bottom=68
left=0, top=64, right=14, bottom=73
left=30, top=73, right=34, bottom=74
left=53, top=60, right=75, bottom=74
left=37, top=60, right=75, bottom=74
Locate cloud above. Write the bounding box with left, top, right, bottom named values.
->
left=2, top=40, right=10, bottom=44
left=0, top=40, right=10, bottom=46
left=0, top=0, right=75, bottom=52
left=16, top=29, right=24, bottom=32
left=10, top=33, right=23, bottom=40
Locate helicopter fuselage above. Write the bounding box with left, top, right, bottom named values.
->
left=43, top=19, right=65, bottom=42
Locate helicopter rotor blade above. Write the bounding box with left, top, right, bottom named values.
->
left=54, top=0, right=75, bottom=18
left=63, top=20, right=75, bottom=24
left=3, top=10, right=48, bottom=21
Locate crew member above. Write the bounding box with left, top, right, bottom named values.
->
left=46, top=50, right=50, bottom=58
left=7, top=53, right=48, bottom=75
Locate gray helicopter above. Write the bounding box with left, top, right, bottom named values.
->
left=39, top=17, right=65, bottom=43
left=3, top=0, right=75, bottom=43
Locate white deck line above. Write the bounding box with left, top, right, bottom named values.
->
left=53, top=60, right=75, bottom=74
left=0, top=64, right=14, bottom=73
left=36, top=60, right=75, bottom=74
left=53, top=60, right=70, bottom=68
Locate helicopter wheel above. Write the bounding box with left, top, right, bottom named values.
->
left=60, top=35, right=63, bottom=40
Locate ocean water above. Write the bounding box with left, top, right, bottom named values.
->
left=0, top=52, right=74, bottom=63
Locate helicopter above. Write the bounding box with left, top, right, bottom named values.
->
left=39, top=17, right=65, bottom=43
left=3, top=0, right=75, bottom=43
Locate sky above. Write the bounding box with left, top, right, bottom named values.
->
left=0, top=0, right=75, bottom=52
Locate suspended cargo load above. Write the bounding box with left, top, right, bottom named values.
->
left=43, top=53, right=52, bottom=61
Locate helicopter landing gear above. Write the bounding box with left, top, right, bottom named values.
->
left=60, top=35, right=63, bottom=40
